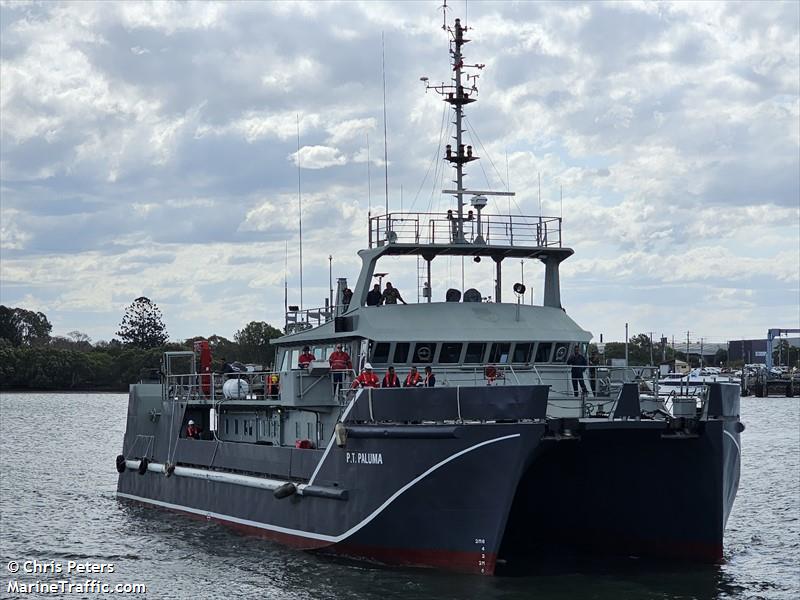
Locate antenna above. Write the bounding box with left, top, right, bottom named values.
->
left=382, top=32, right=389, bottom=216
left=538, top=172, right=542, bottom=215
left=296, top=114, right=304, bottom=311
left=560, top=184, right=563, bottom=220
left=284, top=240, right=288, bottom=315
left=367, top=133, right=372, bottom=214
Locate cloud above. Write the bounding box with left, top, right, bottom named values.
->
left=0, top=0, right=797, bottom=343
left=288, top=145, right=347, bottom=169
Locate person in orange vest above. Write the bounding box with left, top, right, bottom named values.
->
left=382, top=366, right=400, bottom=388
left=404, top=366, right=422, bottom=387
left=298, top=346, right=315, bottom=369
left=352, top=363, right=380, bottom=388
left=186, top=420, right=202, bottom=439
left=423, top=365, right=436, bottom=387
left=329, top=343, right=352, bottom=393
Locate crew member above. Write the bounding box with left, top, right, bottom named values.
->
left=342, top=287, right=353, bottom=310
left=329, top=343, right=352, bottom=393
left=404, top=366, right=421, bottom=387
left=186, top=420, right=202, bottom=439
left=567, top=345, right=590, bottom=397
left=352, top=363, right=380, bottom=388
left=423, top=365, right=436, bottom=387
left=589, top=349, right=600, bottom=394
left=382, top=366, right=400, bottom=388
left=298, top=346, right=315, bottom=369
left=366, top=284, right=382, bottom=306
left=382, top=282, right=407, bottom=305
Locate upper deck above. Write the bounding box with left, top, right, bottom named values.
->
left=368, top=211, right=568, bottom=260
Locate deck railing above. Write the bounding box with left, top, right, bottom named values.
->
left=368, top=212, right=563, bottom=249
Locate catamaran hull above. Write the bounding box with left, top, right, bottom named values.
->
left=117, top=416, right=739, bottom=575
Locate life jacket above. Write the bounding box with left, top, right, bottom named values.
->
left=187, top=425, right=201, bottom=439
left=298, top=352, right=315, bottom=368
left=382, top=373, right=400, bottom=387
left=404, top=371, right=421, bottom=387
left=424, top=372, right=435, bottom=387
left=329, top=351, right=352, bottom=371
left=485, top=365, right=498, bottom=385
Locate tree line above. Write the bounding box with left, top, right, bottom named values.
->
left=0, top=300, right=282, bottom=391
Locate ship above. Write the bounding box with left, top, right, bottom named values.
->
left=116, top=8, right=742, bottom=575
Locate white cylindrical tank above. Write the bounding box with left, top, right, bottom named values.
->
left=222, top=378, right=249, bottom=399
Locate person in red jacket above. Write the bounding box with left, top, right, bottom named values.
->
left=186, top=420, right=202, bottom=439
left=298, top=346, right=315, bottom=369
left=404, top=366, right=422, bottom=387
left=382, top=366, right=400, bottom=388
left=352, top=363, right=380, bottom=388
left=329, top=343, right=352, bottom=394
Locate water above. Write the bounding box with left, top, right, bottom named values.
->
left=1, top=392, right=798, bottom=599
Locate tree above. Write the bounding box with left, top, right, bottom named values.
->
left=117, top=297, right=169, bottom=349
left=234, top=321, right=283, bottom=368
left=0, top=305, right=52, bottom=346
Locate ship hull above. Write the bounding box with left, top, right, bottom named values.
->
left=117, top=414, right=740, bottom=574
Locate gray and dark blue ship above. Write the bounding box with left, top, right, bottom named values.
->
left=117, top=10, right=741, bottom=576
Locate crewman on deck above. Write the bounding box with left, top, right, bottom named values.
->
left=329, top=343, right=353, bottom=393
left=382, top=282, right=407, bottom=305
left=366, top=284, right=382, bottom=306
left=567, top=346, right=590, bottom=397
left=404, top=366, right=422, bottom=387
left=382, top=366, right=400, bottom=388
left=423, top=365, right=436, bottom=387
left=352, top=363, right=380, bottom=388
left=186, top=420, right=202, bottom=439
left=298, top=346, right=315, bottom=369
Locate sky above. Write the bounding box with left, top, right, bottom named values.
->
left=1, top=0, right=798, bottom=346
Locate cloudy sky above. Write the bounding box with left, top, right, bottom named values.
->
left=1, top=0, right=798, bottom=346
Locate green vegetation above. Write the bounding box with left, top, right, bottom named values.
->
left=0, top=302, right=283, bottom=391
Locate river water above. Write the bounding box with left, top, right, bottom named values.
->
left=1, top=392, right=798, bottom=599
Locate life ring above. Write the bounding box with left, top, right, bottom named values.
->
left=115, top=455, right=126, bottom=473
left=137, top=458, right=149, bottom=475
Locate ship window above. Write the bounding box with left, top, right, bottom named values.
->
left=553, top=343, right=570, bottom=363
left=412, top=342, right=436, bottom=363
left=296, top=422, right=300, bottom=437
left=372, top=342, right=391, bottom=364
left=464, top=343, right=487, bottom=363
left=489, top=343, right=510, bottom=364
left=393, top=343, right=410, bottom=363
left=440, top=342, right=462, bottom=364
left=307, top=422, right=313, bottom=438
left=535, top=342, right=553, bottom=363
left=235, top=419, right=239, bottom=435
left=513, top=343, right=533, bottom=363
left=225, top=418, right=229, bottom=435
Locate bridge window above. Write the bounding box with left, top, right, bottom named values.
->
left=413, top=342, right=436, bottom=363
left=489, top=343, right=511, bottom=364
left=393, top=343, right=410, bottom=363
left=464, top=342, right=487, bottom=363
left=553, top=342, right=570, bottom=363
left=513, top=343, right=533, bottom=363
left=535, top=342, right=553, bottom=363
left=440, top=342, right=463, bottom=364
left=372, top=342, right=391, bottom=364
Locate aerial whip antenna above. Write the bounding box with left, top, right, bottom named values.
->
left=382, top=32, right=390, bottom=216
left=296, top=114, right=304, bottom=311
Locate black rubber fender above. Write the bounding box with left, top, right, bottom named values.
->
left=273, top=482, right=297, bottom=499
left=165, top=463, right=176, bottom=478
left=735, top=422, right=745, bottom=433
left=115, top=455, right=126, bottom=473
left=137, top=458, right=149, bottom=475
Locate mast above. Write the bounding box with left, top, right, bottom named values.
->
left=424, top=5, right=484, bottom=243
